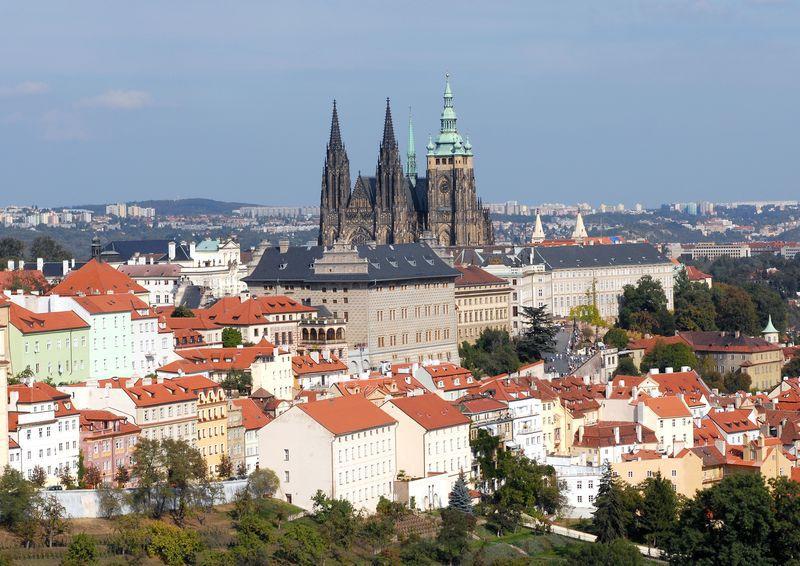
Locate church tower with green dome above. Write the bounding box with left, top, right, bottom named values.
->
left=317, top=75, right=493, bottom=247
left=425, top=74, right=493, bottom=246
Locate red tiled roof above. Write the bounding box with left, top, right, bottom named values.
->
left=679, top=331, right=781, bottom=353
left=73, top=293, right=153, bottom=315
left=574, top=421, right=658, bottom=448
left=297, top=395, right=396, bottom=435
left=0, top=270, right=50, bottom=293
left=708, top=409, right=759, bottom=433
left=627, top=335, right=690, bottom=354
left=9, top=303, right=89, bottom=334
left=454, top=395, right=508, bottom=415
left=80, top=410, right=141, bottom=435
left=453, top=265, right=508, bottom=287
left=641, top=395, right=692, bottom=418
left=292, top=355, right=348, bottom=376
left=206, top=295, right=315, bottom=326
left=386, top=393, right=470, bottom=431
left=333, top=375, right=427, bottom=399
left=171, top=374, right=223, bottom=393
left=694, top=418, right=722, bottom=445
left=686, top=265, right=712, bottom=281
left=160, top=342, right=276, bottom=374
left=424, top=363, right=478, bottom=392
left=50, top=259, right=148, bottom=296
left=9, top=381, right=69, bottom=404
left=233, top=398, right=271, bottom=431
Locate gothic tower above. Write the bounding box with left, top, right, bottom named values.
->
left=425, top=75, right=493, bottom=246
left=375, top=99, right=415, bottom=244
left=319, top=101, right=351, bottom=245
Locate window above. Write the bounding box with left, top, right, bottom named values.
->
left=284, top=471, right=290, bottom=482
left=284, top=449, right=290, bottom=461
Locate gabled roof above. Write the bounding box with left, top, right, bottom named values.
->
left=9, top=303, right=89, bottom=334
left=233, top=398, right=272, bottom=431
left=9, top=381, right=70, bottom=404
left=422, top=363, right=478, bottom=392
left=332, top=374, right=427, bottom=399
left=686, top=265, right=712, bottom=281
left=50, top=259, right=148, bottom=296
left=118, top=264, right=182, bottom=278
left=679, top=331, right=781, bottom=353
left=160, top=342, right=276, bottom=374
left=100, top=240, right=191, bottom=263
left=73, top=294, right=153, bottom=315
left=626, top=335, right=690, bottom=353
left=708, top=408, right=759, bottom=433
left=206, top=295, right=315, bottom=326
left=573, top=421, right=658, bottom=448
left=640, top=395, right=692, bottom=419
left=292, top=355, right=347, bottom=376
left=385, top=393, right=470, bottom=431
left=297, top=395, right=396, bottom=435
left=453, top=265, right=508, bottom=288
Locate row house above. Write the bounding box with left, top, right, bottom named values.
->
left=454, top=395, right=513, bottom=443
left=160, top=310, right=223, bottom=349
left=232, top=397, right=271, bottom=474
left=171, top=375, right=228, bottom=476
left=634, top=396, right=694, bottom=455
left=292, top=352, right=348, bottom=391
left=329, top=373, right=429, bottom=405
left=453, top=264, right=512, bottom=344
left=61, top=376, right=198, bottom=445
left=79, top=409, right=140, bottom=485
left=259, top=394, right=397, bottom=511
left=609, top=368, right=712, bottom=418
left=572, top=421, right=658, bottom=466
left=706, top=408, right=760, bottom=445
left=7, top=381, right=80, bottom=485
left=158, top=340, right=278, bottom=383
left=381, top=393, right=472, bottom=510
left=204, top=295, right=316, bottom=352
left=6, top=300, right=90, bottom=384
left=117, top=263, right=181, bottom=307
left=414, top=362, right=478, bottom=401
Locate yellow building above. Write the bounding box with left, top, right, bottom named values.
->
left=173, top=375, right=228, bottom=476
left=453, top=265, right=511, bottom=344
left=614, top=449, right=704, bottom=498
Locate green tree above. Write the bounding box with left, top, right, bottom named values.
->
left=0, top=466, right=39, bottom=531
left=114, top=464, right=130, bottom=488
left=221, top=369, right=251, bottom=395
left=516, top=305, right=558, bottom=362
left=273, top=522, right=326, bottom=565
left=603, top=327, right=629, bottom=350
left=784, top=354, right=800, bottom=378
left=459, top=329, right=520, bottom=377
left=770, top=477, right=800, bottom=564
left=30, top=465, right=47, bottom=488
left=82, top=463, right=102, bottom=489
left=171, top=305, right=195, bottom=318
left=613, top=356, right=640, bottom=377
left=0, top=237, right=24, bottom=264
left=722, top=370, right=752, bottom=394
left=712, top=283, right=760, bottom=334
left=246, top=467, right=280, bottom=499
left=664, top=473, right=774, bottom=565
left=592, top=463, right=629, bottom=543
left=617, top=275, right=675, bottom=335
left=61, top=533, right=99, bottom=566
left=639, top=341, right=698, bottom=373
left=29, top=235, right=71, bottom=262
left=744, top=283, right=787, bottom=333
left=217, top=454, right=234, bottom=479
left=565, top=539, right=644, bottom=566
left=311, top=491, right=360, bottom=546
left=59, top=467, right=76, bottom=490
left=674, top=272, right=717, bottom=331
left=39, top=494, right=68, bottom=547
left=447, top=472, right=473, bottom=515
left=470, top=428, right=502, bottom=488
left=161, top=438, right=208, bottom=526
left=436, top=507, right=476, bottom=564
left=638, top=473, right=678, bottom=549
left=697, top=355, right=723, bottom=391
left=97, top=483, right=125, bottom=520
left=222, top=327, right=243, bottom=348
left=146, top=522, right=204, bottom=566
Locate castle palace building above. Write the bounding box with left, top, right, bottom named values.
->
left=318, top=76, right=493, bottom=247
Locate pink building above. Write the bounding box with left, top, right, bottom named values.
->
left=79, top=410, right=141, bottom=486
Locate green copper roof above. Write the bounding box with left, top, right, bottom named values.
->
left=406, top=106, right=417, bottom=180
left=195, top=239, right=220, bottom=252
left=763, top=315, right=778, bottom=334
left=428, top=74, right=472, bottom=157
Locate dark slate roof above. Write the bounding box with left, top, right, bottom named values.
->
left=24, top=262, right=87, bottom=278
left=244, top=242, right=459, bottom=284
left=178, top=285, right=203, bottom=309
left=531, top=243, right=669, bottom=270
left=101, top=240, right=191, bottom=262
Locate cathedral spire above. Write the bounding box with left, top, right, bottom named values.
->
left=406, top=106, right=417, bottom=181
left=382, top=98, right=396, bottom=148
left=329, top=100, right=343, bottom=149
left=440, top=73, right=457, bottom=134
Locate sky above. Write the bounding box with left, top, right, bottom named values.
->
left=1, top=1, right=799, bottom=208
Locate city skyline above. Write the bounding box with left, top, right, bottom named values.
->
left=2, top=2, right=799, bottom=208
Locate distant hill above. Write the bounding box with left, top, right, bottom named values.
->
left=71, top=198, right=261, bottom=216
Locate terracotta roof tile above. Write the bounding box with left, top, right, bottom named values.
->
left=9, top=303, right=89, bottom=334
left=233, top=398, right=271, bottom=430
left=386, top=393, right=470, bottom=431
left=297, top=395, right=396, bottom=435
left=50, top=259, right=148, bottom=296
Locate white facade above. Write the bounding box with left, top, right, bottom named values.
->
left=250, top=350, right=294, bottom=400
left=547, top=455, right=601, bottom=518
left=508, top=396, right=545, bottom=462
left=258, top=406, right=397, bottom=511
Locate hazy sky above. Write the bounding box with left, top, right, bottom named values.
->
left=1, top=1, right=799, bottom=208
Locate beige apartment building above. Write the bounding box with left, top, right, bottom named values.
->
left=679, top=331, right=784, bottom=391
left=244, top=241, right=460, bottom=370
left=453, top=264, right=511, bottom=344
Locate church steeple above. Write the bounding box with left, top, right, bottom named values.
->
left=440, top=73, right=457, bottom=134
left=382, top=98, right=396, bottom=148
left=406, top=106, right=417, bottom=183
left=329, top=99, right=343, bottom=149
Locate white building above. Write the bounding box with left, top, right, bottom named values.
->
left=250, top=347, right=295, bottom=400
left=258, top=395, right=397, bottom=511
left=117, top=264, right=181, bottom=307
left=707, top=408, right=760, bottom=446
left=7, top=382, right=80, bottom=485
left=233, top=398, right=271, bottom=474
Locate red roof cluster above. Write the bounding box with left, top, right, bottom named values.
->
left=9, top=302, right=89, bottom=334
left=297, top=395, right=396, bottom=435
left=50, top=259, right=148, bottom=296
left=386, top=393, right=470, bottom=431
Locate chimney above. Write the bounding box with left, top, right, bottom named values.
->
left=632, top=385, right=639, bottom=400
left=613, top=426, right=620, bottom=445
left=168, top=241, right=176, bottom=261
left=735, top=330, right=741, bottom=339
left=714, top=438, right=726, bottom=455
left=7, top=260, right=13, bottom=270
left=8, top=390, right=19, bottom=410
left=71, top=258, right=75, bottom=268
left=649, top=368, right=659, bottom=375
left=605, top=381, right=612, bottom=399
left=189, top=241, right=196, bottom=258
left=18, top=260, right=24, bottom=270
left=36, top=257, right=43, bottom=271
left=279, top=239, right=290, bottom=254
left=578, top=425, right=584, bottom=445
left=310, top=351, right=320, bottom=363
left=62, top=259, right=69, bottom=275
left=681, top=366, right=691, bottom=372
left=665, top=367, right=674, bottom=374
left=636, top=424, right=642, bottom=443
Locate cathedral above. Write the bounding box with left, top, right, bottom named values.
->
left=318, top=76, right=494, bottom=247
